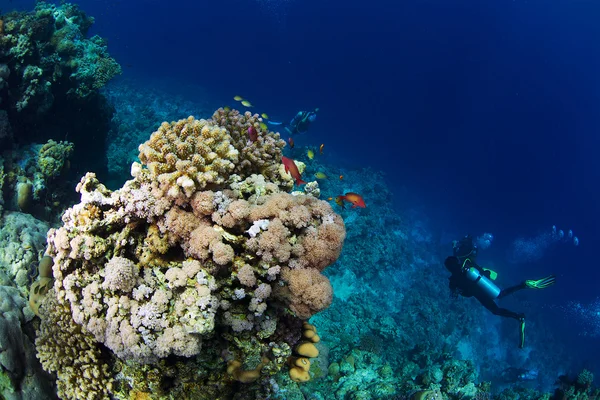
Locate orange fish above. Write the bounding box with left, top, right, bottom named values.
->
left=327, top=197, right=333, bottom=201
left=339, top=175, right=344, bottom=180
left=319, top=143, right=324, bottom=155
left=288, top=137, right=294, bottom=148
left=336, top=192, right=366, bottom=209
left=281, top=156, right=306, bottom=186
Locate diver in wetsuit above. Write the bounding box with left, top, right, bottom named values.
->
left=444, top=235, right=556, bottom=348
left=268, top=108, right=319, bottom=135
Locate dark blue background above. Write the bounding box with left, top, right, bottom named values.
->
left=5, top=0, right=599, bottom=372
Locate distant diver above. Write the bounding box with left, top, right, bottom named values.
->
left=444, top=235, right=556, bottom=348
left=500, top=367, right=539, bottom=383
left=267, top=108, right=319, bottom=135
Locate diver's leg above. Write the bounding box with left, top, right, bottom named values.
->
left=478, top=295, right=523, bottom=320
left=498, top=282, right=527, bottom=299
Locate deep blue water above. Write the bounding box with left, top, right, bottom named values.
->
left=7, top=0, right=600, bottom=382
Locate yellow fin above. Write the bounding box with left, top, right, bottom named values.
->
left=483, top=268, right=498, bottom=280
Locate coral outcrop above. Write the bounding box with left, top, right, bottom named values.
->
left=39, top=108, right=345, bottom=398
left=0, top=2, right=119, bottom=185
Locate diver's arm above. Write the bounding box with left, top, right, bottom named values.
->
left=471, top=263, right=491, bottom=278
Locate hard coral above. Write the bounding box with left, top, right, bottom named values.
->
left=211, top=108, right=286, bottom=186
left=138, top=116, right=239, bottom=200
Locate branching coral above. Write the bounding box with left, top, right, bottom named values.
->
left=211, top=108, right=286, bottom=185
left=138, top=116, right=239, bottom=200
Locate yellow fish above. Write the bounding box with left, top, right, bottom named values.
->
left=241, top=100, right=253, bottom=107
left=319, top=143, right=324, bottom=155
left=234, top=95, right=243, bottom=101
left=259, top=122, right=268, bottom=131
left=314, top=172, right=327, bottom=179
left=261, top=113, right=269, bottom=119
left=224, top=106, right=231, bottom=111
left=307, top=149, right=314, bottom=160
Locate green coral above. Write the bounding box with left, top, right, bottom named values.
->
left=0, top=1, right=120, bottom=112
left=37, top=139, right=74, bottom=179
left=67, top=35, right=122, bottom=98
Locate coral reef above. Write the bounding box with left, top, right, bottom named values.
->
left=0, top=2, right=118, bottom=184
left=0, top=2, right=120, bottom=110
left=39, top=108, right=345, bottom=397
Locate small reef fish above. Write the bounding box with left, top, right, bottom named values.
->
left=282, top=156, right=306, bottom=186
left=288, top=137, right=294, bottom=148
left=335, top=192, right=366, bottom=209
left=224, top=106, right=231, bottom=111
left=261, top=113, right=269, bottom=119
left=319, top=144, right=324, bottom=155
left=334, top=196, right=345, bottom=208
left=307, top=149, right=314, bottom=160
left=234, top=95, right=243, bottom=101
left=314, top=172, right=327, bottom=179
left=339, top=175, right=344, bottom=180
left=241, top=100, right=253, bottom=107
left=259, top=122, right=268, bottom=131
left=248, top=126, right=258, bottom=142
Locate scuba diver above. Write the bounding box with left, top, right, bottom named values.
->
left=267, top=108, right=319, bottom=135
left=444, top=235, right=556, bottom=348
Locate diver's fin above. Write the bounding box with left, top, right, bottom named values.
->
left=519, top=317, right=526, bottom=349
left=483, top=268, right=498, bottom=281
left=525, top=275, right=556, bottom=289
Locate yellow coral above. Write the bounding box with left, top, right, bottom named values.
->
left=138, top=116, right=239, bottom=199
left=35, top=289, right=114, bottom=399
left=227, top=356, right=269, bottom=383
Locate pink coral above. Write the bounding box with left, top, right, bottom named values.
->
left=186, top=223, right=219, bottom=261
left=281, top=267, right=333, bottom=320
left=299, top=216, right=346, bottom=271
left=256, top=218, right=292, bottom=263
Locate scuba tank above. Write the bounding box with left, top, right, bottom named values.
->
left=463, top=263, right=501, bottom=299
